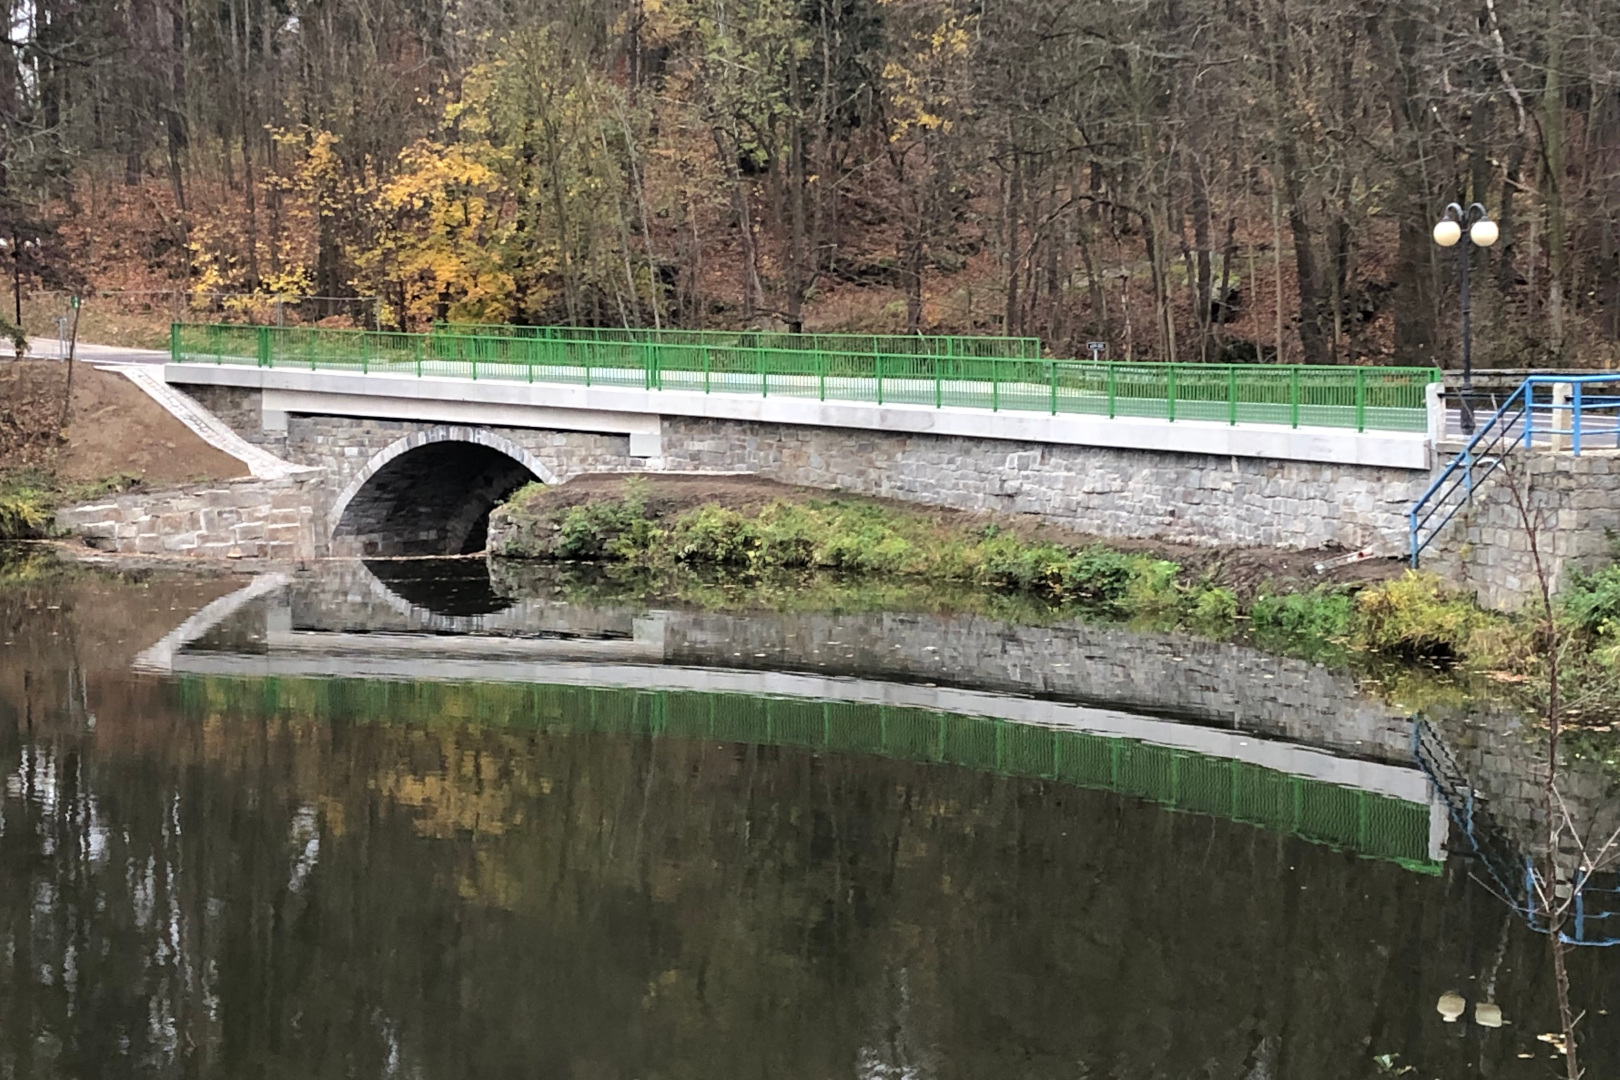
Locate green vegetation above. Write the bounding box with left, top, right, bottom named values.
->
left=0, top=469, right=142, bottom=540
left=509, top=486, right=1234, bottom=625
left=1563, top=561, right=1620, bottom=639
left=0, top=486, right=50, bottom=540
left=1354, top=573, right=1493, bottom=661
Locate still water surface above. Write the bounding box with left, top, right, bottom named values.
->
left=2, top=556, right=1616, bottom=1078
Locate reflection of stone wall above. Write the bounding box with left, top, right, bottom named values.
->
left=486, top=563, right=1418, bottom=764
left=246, top=560, right=1620, bottom=859
left=1433, top=708, right=1619, bottom=862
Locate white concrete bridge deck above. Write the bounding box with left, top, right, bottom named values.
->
left=165, top=361, right=1436, bottom=470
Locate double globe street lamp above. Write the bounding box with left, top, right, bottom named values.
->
left=1432, top=202, right=1500, bottom=434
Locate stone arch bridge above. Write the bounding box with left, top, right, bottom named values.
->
left=62, top=359, right=1620, bottom=611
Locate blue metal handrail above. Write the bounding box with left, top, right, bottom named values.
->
left=1410, top=374, right=1620, bottom=565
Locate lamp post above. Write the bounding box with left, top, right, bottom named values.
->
left=1432, top=202, right=1499, bottom=434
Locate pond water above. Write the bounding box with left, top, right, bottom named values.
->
left=2, top=554, right=1617, bottom=1079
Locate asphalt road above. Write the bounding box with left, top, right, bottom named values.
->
left=2, top=340, right=168, bottom=365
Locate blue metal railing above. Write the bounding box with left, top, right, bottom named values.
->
left=1410, top=375, right=1620, bottom=565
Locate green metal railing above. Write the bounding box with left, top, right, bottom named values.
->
left=179, top=674, right=1441, bottom=873
left=171, top=323, right=1441, bottom=433
left=430, top=321, right=1045, bottom=359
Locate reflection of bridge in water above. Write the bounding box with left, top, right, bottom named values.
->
left=141, top=561, right=1452, bottom=874
left=139, top=558, right=1620, bottom=936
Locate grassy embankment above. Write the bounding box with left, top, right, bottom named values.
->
left=491, top=480, right=1620, bottom=715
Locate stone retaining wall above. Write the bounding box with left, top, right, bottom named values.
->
left=657, top=417, right=1424, bottom=551
left=1423, top=450, right=1620, bottom=609
left=54, top=476, right=321, bottom=559
left=93, top=381, right=1620, bottom=610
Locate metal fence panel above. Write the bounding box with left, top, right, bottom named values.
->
left=171, top=323, right=1439, bottom=433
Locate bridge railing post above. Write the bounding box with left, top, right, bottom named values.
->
left=1228, top=366, right=1237, bottom=425
left=1355, top=367, right=1367, bottom=433
left=1290, top=367, right=1300, bottom=429
left=1573, top=381, right=1584, bottom=455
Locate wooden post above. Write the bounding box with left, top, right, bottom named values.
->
left=57, top=296, right=81, bottom=433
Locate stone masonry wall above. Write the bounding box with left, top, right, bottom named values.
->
left=53, top=476, right=321, bottom=559
left=1424, top=449, right=1620, bottom=609
left=183, top=384, right=266, bottom=443
left=278, top=414, right=635, bottom=484
left=657, top=417, right=1426, bottom=550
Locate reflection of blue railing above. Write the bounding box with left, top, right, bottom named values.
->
left=1413, top=717, right=1620, bottom=946
left=1410, top=375, right=1620, bottom=565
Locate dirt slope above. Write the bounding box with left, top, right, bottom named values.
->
left=1, top=359, right=245, bottom=485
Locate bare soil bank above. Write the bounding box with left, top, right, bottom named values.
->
left=1, top=359, right=244, bottom=485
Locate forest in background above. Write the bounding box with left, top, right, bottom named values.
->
left=1, top=0, right=1619, bottom=367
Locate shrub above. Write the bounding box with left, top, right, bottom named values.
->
left=1562, top=563, right=1620, bottom=639
left=1354, top=572, right=1486, bottom=660
left=1188, top=584, right=1239, bottom=627
left=554, top=487, right=655, bottom=560
left=671, top=505, right=760, bottom=565
left=0, top=489, right=50, bottom=540
left=1251, top=587, right=1355, bottom=642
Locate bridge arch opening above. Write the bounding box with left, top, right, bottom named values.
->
left=331, top=429, right=552, bottom=557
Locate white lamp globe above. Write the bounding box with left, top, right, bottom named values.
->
left=1433, top=220, right=1463, bottom=248
left=1470, top=219, right=1500, bottom=248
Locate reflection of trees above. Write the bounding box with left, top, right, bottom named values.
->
left=4, top=672, right=1620, bottom=1077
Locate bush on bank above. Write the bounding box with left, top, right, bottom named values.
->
left=0, top=487, right=50, bottom=540
left=491, top=482, right=1620, bottom=676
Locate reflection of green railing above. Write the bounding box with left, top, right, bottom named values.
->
left=179, top=675, right=1440, bottom=873
left=170, top=323, right=1440, bottom=433
left=431, top=321, right=1044, bottom=360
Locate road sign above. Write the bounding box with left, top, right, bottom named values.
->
left=1087, top=341, right=1107, bottom=361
